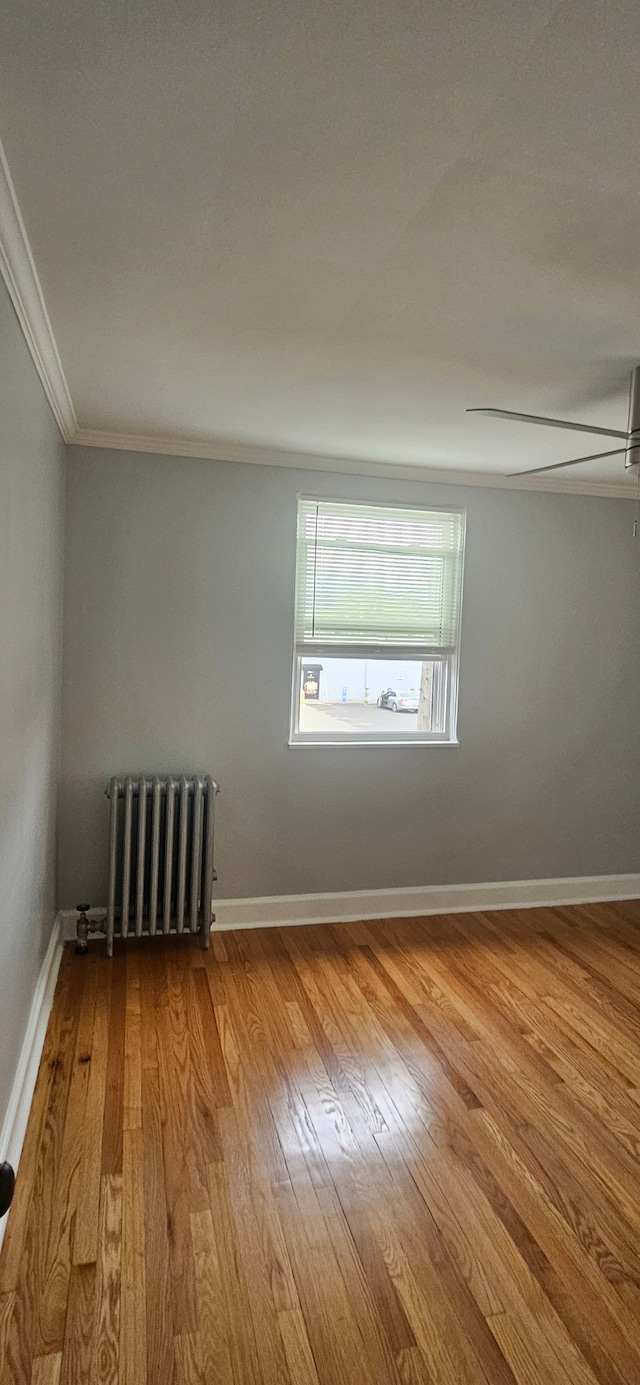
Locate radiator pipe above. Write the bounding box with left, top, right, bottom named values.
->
left=75, top=904, right=104, bottom=954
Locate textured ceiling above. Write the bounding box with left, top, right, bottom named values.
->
left=0, top=0, right=639, bottom=483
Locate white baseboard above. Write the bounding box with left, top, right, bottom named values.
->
left=211, top=873, right=640, bottom=929
left=59, top=873, right=640, bottom=939
left=0, top=915, right=63, bottom=1253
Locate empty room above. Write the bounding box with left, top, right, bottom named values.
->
left=2, top=0, right=640, bottom=1381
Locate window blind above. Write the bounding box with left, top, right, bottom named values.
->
left=295, top=499, right=465, bottom=654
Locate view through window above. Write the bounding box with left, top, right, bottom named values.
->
left=291, top=498, right=465, bottom=744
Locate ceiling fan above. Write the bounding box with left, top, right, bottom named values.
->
left=468, top=364, right=640, bottom=476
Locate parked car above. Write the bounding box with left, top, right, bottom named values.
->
left=377, top=688, right=419, bottom=712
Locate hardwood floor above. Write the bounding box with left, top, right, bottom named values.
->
left=3, top=903, right=640, bottom=1383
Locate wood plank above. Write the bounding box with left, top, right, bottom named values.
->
left=183, top=973, right=224, bottom=1168
left=277, top=1307, right=321, bottom=1385
left=206, top=1160, right=264, bottom=1385
left=30, top=1353, right=62, bottom=1385
left=100, top=949, right=127, bottom=1175
left=141, top=1063, right=173, bottom=1385
left=73, top=951, right=111, bottom=1265
left=123, top=950, right=142, bottom=1131
left=273, top=1175, right=381, bottom=1385
left=156, top=950, right=208, bottom=1336
left=121, top=1127, right=147, bottom=1385
left=34, top=952, right=99, bottom=1355
left=173, top=1331, right=206, bottom=1385
left=59, top=1264, right=96, bottom=1385
left=92, top=1176, right=122, bottom=1383
left=190, top=1208, right=234, bottom=1384
left=0, top=1292, right=16, bottom=1372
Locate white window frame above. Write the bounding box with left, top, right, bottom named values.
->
left=289, top=495, right=466, bottom=748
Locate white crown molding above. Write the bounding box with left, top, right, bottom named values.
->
left=58, top=872, right=640, bottom=940
left=0, top=137, right=77, bottom=441
left=70, top=427, right=636, bottom=498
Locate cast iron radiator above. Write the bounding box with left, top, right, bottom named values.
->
left=105, top=775, right=219, bottom=957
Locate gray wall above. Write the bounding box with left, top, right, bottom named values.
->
left=0, top=279, right=65, bottom=1130
left=60, top=447, right=640, bottom=907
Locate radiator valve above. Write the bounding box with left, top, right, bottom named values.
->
left=75, top=904, right=103, bottom=954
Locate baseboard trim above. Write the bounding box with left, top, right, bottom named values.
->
left=211, top=873, right=640, bottom=929
left=59, top=873, right=640, bottom=940
left=0, top=915, right=63, bottom=1251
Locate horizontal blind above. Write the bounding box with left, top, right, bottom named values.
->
left=295, top=499, right=464, bottom=653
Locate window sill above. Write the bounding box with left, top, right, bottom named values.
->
left=288, top=738, right=460, bottom=749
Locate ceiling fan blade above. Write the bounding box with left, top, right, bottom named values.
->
left=467, top=407, right=627, bottom=440
left=511, top=448, right=627, bottom=477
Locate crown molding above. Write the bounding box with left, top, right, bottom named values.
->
left=69, top=427, right=636, bottom=498
left=0, top=137, right=77, bottom=441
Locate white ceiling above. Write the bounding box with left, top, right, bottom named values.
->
left=1, top=0, right=639, bottom=488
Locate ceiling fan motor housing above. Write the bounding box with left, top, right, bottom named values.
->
left=625, top=366, right=640, bottom=470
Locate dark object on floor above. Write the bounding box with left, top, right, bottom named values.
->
left=0, top=1162, right=15, bottom=1218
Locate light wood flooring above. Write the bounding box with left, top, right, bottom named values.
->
left=4, top=903, right=640, bottom=1382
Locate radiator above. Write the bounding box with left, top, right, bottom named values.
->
left=105, top=775, right=219, bottom=957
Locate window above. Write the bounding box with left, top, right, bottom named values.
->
left=290, top=497, right=465, bottom=745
